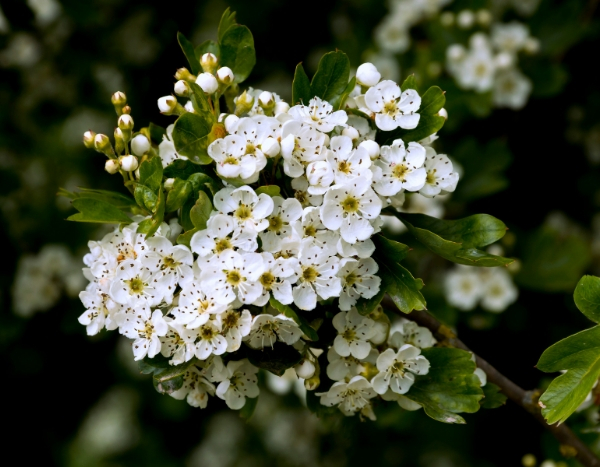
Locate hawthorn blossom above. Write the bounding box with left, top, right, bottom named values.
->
left=159, top=124, right=187, bottom=167
left=419, top=148, right=459, bottom=197
left=160, top=321, right=196, bottom=365
left=280, top=120, right=327, bottom=177
left=259, top=196, right=303, bottom=253
left=371, top=344, right=430, bottom=395
left=212, top=358, right=260, bottom=410
left=364, top=80, right=421, bottom=131
left=291, top=176, right=323, bottom=208
left=213, top=186, right=274, bottom=234
left=171, top=280, right=228, bottom=328
left=333, top=308, right=376, bottom=359
left=246, top=314, right=302, bottom=348
left=288, top=96, right=348, bottom=132
left=337, top=258, right=381, bottom=311
left=220, top=308, right=252, bottom=352
left=373, top=140, right=427, bottom=196
left=389, top=320, right=436, bottom=349
left=253, top=252, right=296, bottom=306
left=194, top=318, right=228, bottom=360
left=78, top=287, right=121, bottom=335
left=327, top=135, right=372, bottom=184
left=170, top=364, right=216, bottom=409
left=292, top=206, right=339, bottom=256
left=110, top=259, right=164, bottom=307
left=121, top=309, right=169, bottom=361
left=190, top=213, right=257, bottom=259
left=318, top=375, right=377, bottom=416
left=208, top=134, right=265, bottom=182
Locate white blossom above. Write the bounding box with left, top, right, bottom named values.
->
left=246, top=314, right=302, bottom=348
left=364, top=80, right=421, bottom=131
left=371, top=345, right=430, bottom=395
left=195, top=318, right=228, bottom=360
left=288, top=96, right=348, bottom=132
left=373, top=140, right=427, bottom=196
left=280, top=120, right=327, bottom=177
left=159, top=124, right=187, bottom=168
left=318, top=375, right=377, bottom=416
left=327, top=135, right=372, bottom=185
left=419, top=147, right=459, bottom=197
left=259, top=196, right=303, bottom=252
left=121, top=309, right=169, bottom=361
left=333, top=308, right=376, bottom=359
left=170, top=364, right=216, bottom=408
left=220, top=308, right=252, bottom=352
left=171, top=280, right=228, bottom=328
left=337, top=257, right=381, bottom=311
left=212, top=358, right=260, bottom=410
left=213, top=186, right=274, bottom=234
left=389, top=320, right=436, bottom=349
left=190, top=213, right=257, bottom=259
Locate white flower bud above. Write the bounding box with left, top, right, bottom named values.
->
left=200, top=53, right=218, bottom=73
left=306, top=160, right=334, bottom=189
left=258, top=91, right=274, bottom=107
left=438, top=108, right=448, bottom=120
left=94, top=134, right=111, bottom=153
left=158, top=95, right=177, bottom=114
left=175, top=67, right=194, bottom=82
left=440, top=11, right=454, bottom=27
left=370, top=320, right=389, bottom=345
left=356, top=62, right=381, bottom=87
left=234, top=90, right=254, bottom=116
left=131, top=134, right=150, bottom=156
left=216, top=67, right=234, bottom=85
left=105, top=159, right=119, bottom=174
left=447, top=44, right=466, bottom=62
left=164, top=178, right=175, bottom=190
left=261, top=137, right=280, bottom=157
left=523, top=37, right=540, bottom=54
left=174, top=80, right=191, bottom=97
left=476, top=9, right=492, bottom=26
left=457, top=9, right=475, bottom=29
left=118, top=114, right=134, bottom=130
left=111, top=91, right=127, bottom=106
left=184, top=100, right=195, bottom=113
left=274, top=101, right=290, bottom=115
left=359, top=140, right=380, bottom=159
left=342, top=126, right=360, bottom=141
left=196, top=73, right=219, bottom=94
left=224, top=114, right=240, bottom=133
left=294, top=359, right=316, bottom=380
left=495, top=52, right=514, bottom=69
left=83, top=130, right=96, bottom=149
left=304, top=374, right=320, bottom=391
left=119, top=154, right=139, bottom=172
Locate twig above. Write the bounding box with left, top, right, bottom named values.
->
left=381, top=296, right=600, bottom=467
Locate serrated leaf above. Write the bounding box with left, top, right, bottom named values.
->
left=269, top=297, right=319, bottom=341
left=165, top=178, right=192, bottom=212
left=373, top=234, right=425, bottom=313
left=148, top=123, right=166, bottom=145
left=220, top=25, right=255, bottom=84
left=400, top=74, right=418, bottom=92
left=138, top=156, right=163, bottom=193
left=177, top=32, right=201, bottom=75
left=397, top=213, right=513, bottom=267
left=420, top=86, right=445, bottom=115
left=194, top=40, right=221, bottom=63
left=255, top=185, right=281, bottom=197
left=218, top=8, right=237, bottom=43
left=310, top=51, right=350, bottom=103
left=538, top=325, right=600, bottom=425
left=172, top=113, right=212, bottom=164
left=58, top=187, right=136, bottom=211
left=574, top=276, right=600, bottom=324
left=405, top=347, right=484, bottom=424
left=244, top=342, right=302, bottom=376
left=189, top=82, right=216, bottom=126
left=292, top=63, right=311, bottom=105
left=480, top=383, right=507, bottom=409
left=67, top=198, right=132, bottom=224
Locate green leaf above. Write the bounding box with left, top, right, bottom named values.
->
left=334, top=75, right=356, bottom=110
left=164, top=159, right=205, bottom=179
left=165, top=179, right=193, bottom=212
left=194, top=40, right=221, bottom=63
left=420, top=86, right=445, bottom=115
left=187, top=172, right=216, bottom=195
left=269, top=297, right=319, bottom=341
left=310, top=51, right=350, bottom=103
left=292, top=63, right=311, bottom=105
left=148, top=123, right=166, bottom=144
left=172, top=113, right=212, bottom=164
left=138, top=156, right=163, bottom=193
left=189, top=82, right=216, bottom=125
left=67, top=198, right=132, bottom=224
left=177, top=190, right=213, bottom=247
left=244, top=342, right=302, bottom=376
left=574, top=276, right=600, bottom=324
left=220, top=25, right=256, bottom=84
left=240, top=396, right=258, bottom=420
left=58, top=187, right=136, bottom=211
left=538, top=326, right=600, bottom=425
left=396, top=213, right=513, bottom=267
left=139, top=356, right=197, bottom=395
left=218, top=8, right=237, bottom=42
left=134, top=184, right=158, bottom=211
left=177, top=32, right=201, bottom=75
left=137, top=189, right=165, bottom=237
left=255, top=185, right=281, bottom=197
left=373, top=235, right=426, bottom=313
left=380, top=114, right=446, bottom=145
left=400, top=74, right=418, bottom=92
left=406, top=347, right=484, bottom=424
left=480, top=383, right=507, bottom=409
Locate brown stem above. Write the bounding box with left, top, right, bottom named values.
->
left=381, top=296, right=600, bottom=467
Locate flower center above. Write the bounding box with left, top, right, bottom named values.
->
left=426, top=170, right=437, bottom=184
left=342, top=328, right=356, bottom=341
left=338, top=160, right=351, bottom=174
left=259, top=271, right=276, bottom=290
left=223, top=156, right=239, bottom=165
left=226, top=270, right=243, bottom=286
left=304, top=225, right=317, bottom=237
left=341, top=196, right=360, bottom=213
left=383, top=100, right=398, bottom=116
left=301, top=266, right=319, bottom=283
left=235, top=204, right=252, bottom=221
left=197, top=300, right=211, bottom=314
left=391, top=361, right=405, bottom=375
left=126, top=277, right=145, bottom=294
left=215, top=237, right=232, bottom=253
left=475, top=63, right=488, bottom=77
left=295, top=190, right=308, bottom=205
left=140, top=321, right=155, bottom=338
left=222, top=311, right=239, bottom=328
left=246, top=142, right=256, bottom=154
left=392, top=164, right=409, bottom=181
left=200, top=325, right=216, bottom=340
left=344, top=271, right=359, bottom=287
left=268, top=215, right=283, bottom=232
left=162, top=256, right=176, bottom=269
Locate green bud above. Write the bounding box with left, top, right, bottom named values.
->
left=234, top=90, right=254, bottom=116
left=94, top=133, right=113, bottom=156
left=175, top=67, right=196, bottom=83
left=83, top=130, right=96, bottom=149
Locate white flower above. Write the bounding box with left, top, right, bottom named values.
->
left=220, top=308, right=252, bottom=352
left=78, top=287, right=121, bottom=335
left=208, top=134, right=265, bottom=181
left=333, top=308, right=376, bottom=359
left=194, top=318, right=228, bottom=360
left=131, top=135, right=150, bottom=156
left=109, top=259, right=164, bottom=307
left=321, top=176, right=382, bottom=244
left=491, top=22, right=530, bottom=54
left=336, top=237, right=375, bottom=259
left=326, top=346, right=378, bottom=382
left=280, top=120, right=327, bottom=177
left=389, top=320, right=436, bottom=349
left=196, top=72, right=218, bottom=94
left=347, top=115, right=377, bottom=144
left=292, top=206, right=339, bottom=256
left=253, top=252, right=297, bottom=306
left=318, top=375, right=377, bottom=416
left=246, top=313, right=302, bottom=348
left=171, top=280, right=228, bottom=328
left=288, top=96, right=348, bottom=132
left=364, top=80, right=421, bottom=131
left=371, top=345, right=430, bottom=395
left=306, top=160, right=334, bottom=195
left=170, top=364, right=215, bottom=408
left=159, top=124, right=187, bottom=168
left=291, top=240, right=341, bottom=310
left=200, top=250, right=264, bottom=305
left=356, top=62, right=381, bottom=87
left=259, top=196, right=303, bottom=253
left=291, top=176, right=323, bottom=208
left=212, top=358, right=260, bottom=410
left=213, top=186, right=274, bottom=234
left=327, top=135, right=372, bottom=184
left=228, top=116, right=278, bottom=164
left=373, top=140, right=427, bottom=196
left=337, top=257, right=381, bottom=311
left=419, top=147, right=459, bottom=197
left=493, top=68, right=532, bottom=110
left=160, top=321, right=196, bottom=365
left=124, top=309, right=169, bottom=361
left=445, top=265, right=484, bottom=311
left=479, top=268, right=518, bottom=312
left=190, top=213, right=258, bottom=258
left=381, top=389, right=422, bottom=410
left=375, top=18, right=410, bottom=54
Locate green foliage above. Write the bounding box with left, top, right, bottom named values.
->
left=177, top=190, right=213, bottom=247
left=516, top=226, right=591, bottom=292
left=135, top=184, right=158, bottom=211
left=292, top=63, right=311, bottom=105
left=138, top=156, right=163, bottom=193
left=189, top=83, right=216, bottom=126
left=137, top=188, right=165, bottom=237
left=172, top=113, right=213, bottom=164
left=67, top=198, right=132, bottom=224
left=139, top=355, right=197, bottom=395
left=195, top=40, right=220, bottom=62
left=165, top=178, right=193, bottom=212
left=218, top=8, right=237, bottom=42
left=310, top=51, right=351, bottom=104
left=177, top=32, right=201, bottom=75
left=255, top=185, right=281, bottom=197
left=480, top=383, right=507, bottom=409
left=397, top=213, right=513, bottom=267
left=148, top=123, right=166, bottom=145
left=239, top=397, right=258, bottom=421
left=400, top=74, right=418, bottom=92
left=163, top=159, right=206, bottom=179
left=420, top=86, right=446, bottom=114
left=373, top=234, right=426, bottom=313
left=406, top=347, right=484, bottom=424
left=335, top=76, right=356, bottom=110
left=538, top=276, right=600, bottom=424
left=244, top=342, right=302, bottom=376
left=220, top=25, right=256, bottom=84
left=59, top=187, right=137, bottom=211
left=269, top=297, right=319, bottom=342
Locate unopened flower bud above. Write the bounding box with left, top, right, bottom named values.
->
left=457, top=9, right=475, bottom=29
left=258, top=91, right=274, bottom=107
left=495, top=52, right=514, bottom=69
left=224, top=114, right=240, bottom=133
left=342, top=126, right=360, bottom=141
left=184, top=100, right=195, bottom=113
left=119, top=154, right=139, bottom=172
left=118, top=114, right=134, bottom=131
left=174, top=80, right=191, bottom=97
left=234, top=90, right=255, bottom=116
left=274, top=101, right=290, bottom=115
left=476, top=9, right=492, bottom=26
left=158, top=95, right=178, bottom=115
left=261, top=137, right=280, bottom=158
left=438, top=108, right=448, bottom=120
left=200, top=53, right=218, bottom=74
left=121, top=105, right=131, bottom=115
left=295, top=359, right=316, bottom=380
left=175, top=67, right=194, bottom=82
left=196, top=73, right=219, bottom=94
left=356, top=62, right=381, bottom=87
left=111, top=91, right=127, bottom=106
left=131, top=134, right=150, bottom=156
left=447, top=44, right=466, bottom=62
left=304, top=373, right=320, bottom=391
left=105, top=159, right=119, bottom=174
left=216, top=67, right=234, bottom=85
left=94, top=133, right=112, bottom=154
left=164, top=178, right=175, bottom=190
left=359, top=140, right=380, bottom=159
left=83, top=130, right=96, bottom=149
left=114, top=128, right=125, bottom=154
